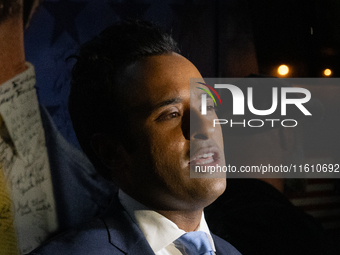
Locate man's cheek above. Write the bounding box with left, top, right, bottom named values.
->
left=212, top=123, right=223, bottom=143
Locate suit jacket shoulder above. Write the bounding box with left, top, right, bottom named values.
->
left=39, top=105, right=117, bottom=231
left=28, top=195, right=154, bottom=255
left=213, top=233, right=241, bottom=255
left=29, top=193, right=240, bottom=255
left=28, top=218, right=118, bottom=255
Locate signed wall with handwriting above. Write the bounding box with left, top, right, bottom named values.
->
left=0, top=63, right=58, bottom=254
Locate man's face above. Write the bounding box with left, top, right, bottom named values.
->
left=115, top=53, right=226, bottom=211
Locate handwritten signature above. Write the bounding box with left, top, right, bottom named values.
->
left=11, top=161, right=47, bottom=196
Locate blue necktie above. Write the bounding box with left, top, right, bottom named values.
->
left=177, top=231, right=214, bottom=255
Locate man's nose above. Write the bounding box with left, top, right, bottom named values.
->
left=186, top=108, right=215, bottom=141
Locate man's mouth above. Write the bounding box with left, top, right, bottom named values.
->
left=189, top=148, right=220, bottom=166
left=190, top=153, right=215, bottom=165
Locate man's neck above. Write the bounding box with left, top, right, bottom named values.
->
left=119, top=190, right=205, bottom=232
left=156, top=209, right=203, bottom=232
left=0, top=16, right=26, bottom=85
left=259, top=178, right=285, bottom=193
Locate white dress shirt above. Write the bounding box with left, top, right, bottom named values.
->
left=118, top=190, right=216, bottom=255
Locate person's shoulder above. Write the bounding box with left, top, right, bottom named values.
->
left=212, top=233, right=242, bottom=255
left=27, top=217, right=121, bottom=255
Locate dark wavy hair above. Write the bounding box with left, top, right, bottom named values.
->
left=68, top=20, right=180, bottom=179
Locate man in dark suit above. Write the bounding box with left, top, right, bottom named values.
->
left=29, top=21, right=240, bottom=254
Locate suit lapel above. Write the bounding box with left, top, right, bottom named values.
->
left=100, top=195, right=240, bottom=255
left=100, top=195, right=155, bottom=255
left=212, top=233, right=241, bottom=255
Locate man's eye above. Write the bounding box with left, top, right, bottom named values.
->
left=207, top=105, right=216, bottom=112
left=157, top=111, right=180, bottom=121
left=166, top=112, right=180, bottom=119
left=170, top=112, right=180, bottom=118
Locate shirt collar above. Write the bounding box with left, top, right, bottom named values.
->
left=118, top=189, right=216, bottom=253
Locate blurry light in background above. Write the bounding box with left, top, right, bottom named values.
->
left=323, top=68, right=332, bottom=77
left=278, top=65, right=289, bottom=76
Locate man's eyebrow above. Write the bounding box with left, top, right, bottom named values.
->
left=131, top=97, right=183, bottom=118
left=153, top=97, right=183, bottom=110
left=197, top=89, right=213, bottom=100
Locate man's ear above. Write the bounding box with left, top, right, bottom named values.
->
left=91, top=133, right=124, bottom=169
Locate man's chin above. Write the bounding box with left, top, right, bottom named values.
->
left=191, top=177, right=226, bottom=208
